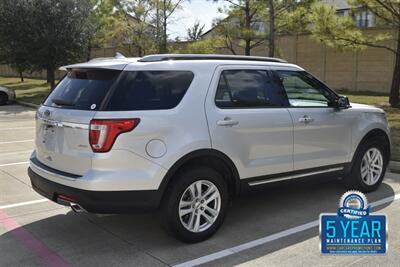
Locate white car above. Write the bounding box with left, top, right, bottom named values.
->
left=0, top=86, right=16, bottom=105
left=28, top=54, right=391, bottom=242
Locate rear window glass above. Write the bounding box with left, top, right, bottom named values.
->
left=105, top=71, right=194, bottom=111
left=44, top=69, right=120, bottom=110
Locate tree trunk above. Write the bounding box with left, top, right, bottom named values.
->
left=19, top=71, right=24, bottom=82
left=268, top=0, right=275, bottom=57
left=389, top=28, right=400, bottom=107
left=86, top=40, right=92, bottom=61
left=47, top=68, right=55, bottom=91
left=244, top=0, right=251, bottom=55
left=162, top=0, right=167, bottom=53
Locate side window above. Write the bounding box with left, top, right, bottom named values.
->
left=105, top=71, right=194, bottom=111
left=215, top=70, right=288, bottom=108
left=273, top=70, right=334, bottom=107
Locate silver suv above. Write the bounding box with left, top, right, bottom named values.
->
left=28, top=54, right=391, bottom=242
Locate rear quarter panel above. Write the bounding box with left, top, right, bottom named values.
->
left=93, top=63, right=216, bottom=170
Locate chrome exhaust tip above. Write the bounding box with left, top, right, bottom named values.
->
left=70, top=202, right=86, bottom=213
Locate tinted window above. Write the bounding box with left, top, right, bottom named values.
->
left=215, top=70, right=288, bottom=108
left=105, top=71, right=194, bottom=111
left=44, top=69, right=120, bottom=110
left=274, top=70, right=334, bottom=107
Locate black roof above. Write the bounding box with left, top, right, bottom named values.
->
left=138, top=54, right=288, bottom=63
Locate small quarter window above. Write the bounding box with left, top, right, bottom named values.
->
left=105, top=71, right=194, bottom=111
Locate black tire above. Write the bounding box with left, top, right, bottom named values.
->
left=344, top=137, right=389, bottom=192
left=0, top=92, right=8, bottom=105
left=162, top=166, right=229, bottom=243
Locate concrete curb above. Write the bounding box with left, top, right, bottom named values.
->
left=389, top=161, right=400, bottom=173
left=15, top=100, right=39, bottom=109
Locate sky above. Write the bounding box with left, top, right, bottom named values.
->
left=168, top=0, right=227, bottom=40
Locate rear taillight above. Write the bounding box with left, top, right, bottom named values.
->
left=89, top=119, right=140, bottom=152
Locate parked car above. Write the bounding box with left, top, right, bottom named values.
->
left=0, top=86, right=16, bottom=105
left=28, top=54, right=391, bottom=242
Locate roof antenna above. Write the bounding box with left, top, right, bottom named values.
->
left=115, top=52, right=126, bottom=59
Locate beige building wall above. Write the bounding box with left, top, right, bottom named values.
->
left=206, top=28, right=396, bottom=94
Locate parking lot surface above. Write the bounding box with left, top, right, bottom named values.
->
left=1, top=104, right=400, bottom=267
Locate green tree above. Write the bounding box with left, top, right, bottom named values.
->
left=264, top=0, right=316, bottom=57
left=0, top=0, right=94, bottom=89
left=309, top=1, right=400, bottom=107
left=154, top=0, right=188, bottom=53
left=212, top=0, right=266, bottom=55
left=179, top=38, right=224, bottom=53
left=116, top=0, right=157, bottom=56
left=0, top=0, right=34, bottom=82
left=186, top=21, right=205, bottom=41
left=90, top=0, right=120, bottom=56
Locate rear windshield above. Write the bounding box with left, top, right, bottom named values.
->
left=104, top=71, right=194, bottom=111
left=44, top=69, right=120, bottom=110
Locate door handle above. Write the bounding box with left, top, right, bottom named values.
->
left=298, top=115, right=314, bottom=124
left=217, top=117, right=239, bottom=127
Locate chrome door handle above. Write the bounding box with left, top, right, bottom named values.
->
left=217, top=117, right=239, bottom=127
left=298, top=115, right=314, bottom=123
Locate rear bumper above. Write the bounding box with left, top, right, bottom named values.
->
left=28, top=167, right=162, bottom=213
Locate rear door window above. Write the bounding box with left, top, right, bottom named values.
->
left=44, top=69, right=120, bottom=110
left=105, top=71, right=194, bottom=111
left=215, top=70, right=289, bottom=108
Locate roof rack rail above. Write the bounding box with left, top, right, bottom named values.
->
left=138, top=54, right=287, bottom=63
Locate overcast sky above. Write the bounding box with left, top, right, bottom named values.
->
left=168, top=0, right=227, bottom=40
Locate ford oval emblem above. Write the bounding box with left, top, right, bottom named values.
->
left=44, top=110, right=51, bottom=117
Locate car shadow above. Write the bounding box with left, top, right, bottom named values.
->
left=0, top=176, right=397, bottom=266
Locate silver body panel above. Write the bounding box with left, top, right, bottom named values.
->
left=30, top=59, right=391, bottom=191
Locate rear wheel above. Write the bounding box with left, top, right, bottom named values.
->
left=344, top=138, right=388, bottom=192
left=162, top=166, right=229, bottom=243
left=0, top=92, right=8, bottom=105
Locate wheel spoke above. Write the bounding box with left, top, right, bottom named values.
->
left=371, top=163, right=382, bottom=171
left=195, top=181, right=202, bottom=198
left=179, top=207, right=193, bottom=217
left=361, top=165, right=369, bottom=178
left=179, top=200, right=192, bottom=209
left=366, top=151, right=372, bottom=162
left=187, top=212, right=195, bottom=230
left=205, top=191, right=219, bottom=204
left=368, top=171, right=374, bottom=184
left=205, top=206, right=218, bottom=217
left=202, top=186, right=216, bottom=199
left=201, top=212, right=214, bottom=224
left=188, top=184, right=196, bottom=198
left=193, top=213, right=201, bottom=232
left=371, top=150, right=379, bottom=163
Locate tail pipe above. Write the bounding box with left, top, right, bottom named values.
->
left=70, top=202, right=86, bottom=213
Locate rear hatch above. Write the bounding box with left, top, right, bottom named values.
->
left=35, top=68, right=121, bottom=175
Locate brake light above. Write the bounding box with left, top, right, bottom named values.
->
left=89, top=119, right=140, bottom=152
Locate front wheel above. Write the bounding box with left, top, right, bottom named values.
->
left=162, top=167, right=229, bottom=243
left=344, top=138, right=388, bottom=192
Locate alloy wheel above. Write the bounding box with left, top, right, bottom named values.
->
left=178, top=180, right=221, bottom=233
left=360, top=148, right=383, bottom=186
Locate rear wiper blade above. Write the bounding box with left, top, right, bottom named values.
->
left=52, top=98, right=74, bottom=106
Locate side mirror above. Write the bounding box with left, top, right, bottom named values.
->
left=334, top=95, right=351, bottom=109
